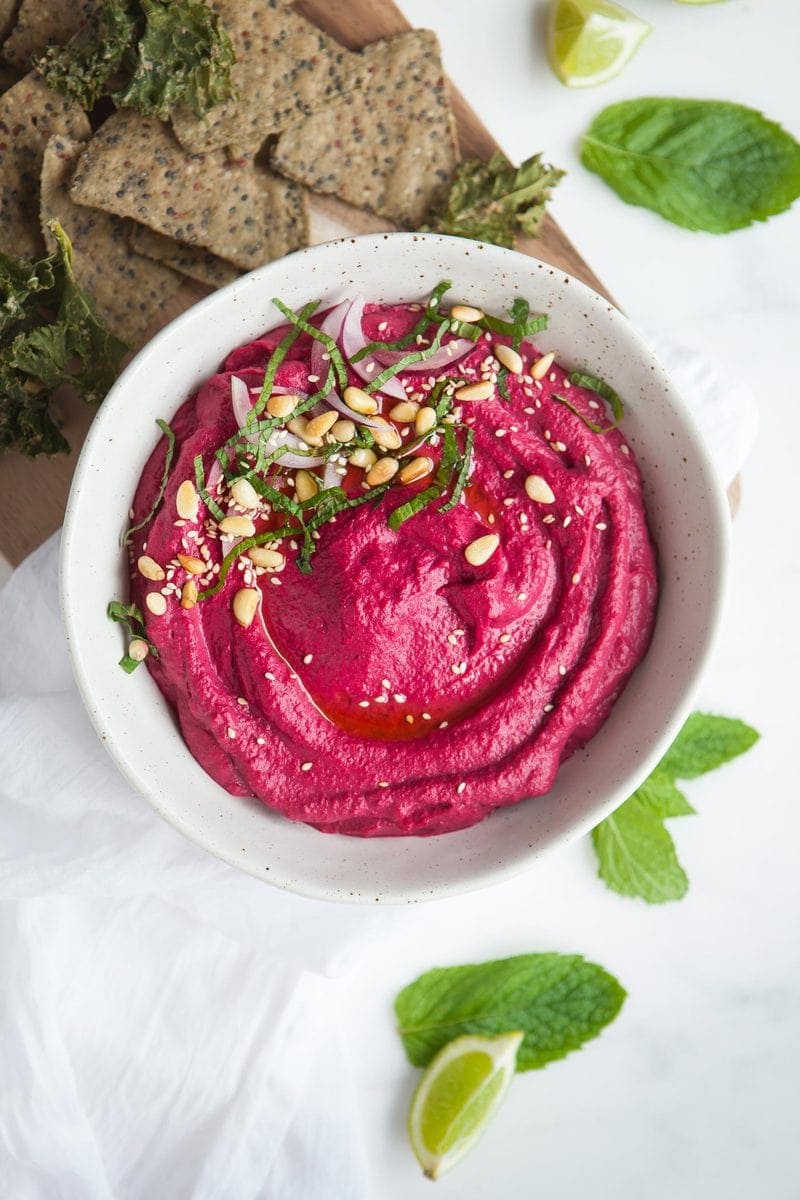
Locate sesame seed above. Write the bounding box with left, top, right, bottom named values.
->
left=495, top=429, right=507, bottom=438
left=563, top=515, right=572, bottom=528
left=439, top=721, right=449, bottom=729
left=517, top=592, right=527, bottom=601
left=544, top=704, right=554, bottom=712
left=499, top=633, right=511, bottom=644
left=524, top=406, right=535, bottom=415
left=596, top=522, right=607, bottom=531
left=394, top=693, right=407, bottom=703
left=621, top=444, right=630, bottom=456
left=382, top=678, right=391, bottom=689
left=572, top=573, right=581, bottom=584
left=227, top=728, right=236, bottom=739
left=359, top=700, right=370, bottom=708
left=456, top=781, right=467, bottom=795
left=554, top=441, right=567, bottom=453
left=503, top=469, right=514, bottom=480
left=303, top=653, right=313, bottom=664
left=503, top=497, right=514, bottom=507
left=422, top=712, right=432, bottom=720
left=236, top=697, right=248, bottom=706
left=257, top=737, right=266, bottom=745
left=574, top=504, right=584, bottom=516
left=271, top=577, right=282, bottom=586
left=377, top=781, right=390, bottom=788
left=588, top=399, right=600, bottom=410
left=543, top=514, right=556, bottom=524
left=308, top=374, right=320, bottom=383
left=264, top=671, right=275, bottom=680
left=301, top=761, right=313, bottom=772
left=406, top=715, right=414, bottom=724
left=374, top=695, right=388, bottom=704
left=544, top=429, right=551, bottom=440
left=559, top=665, right=567, bottom=675
left=584, top=454, right=591, bottom=466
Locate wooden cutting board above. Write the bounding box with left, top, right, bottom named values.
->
left=0, top=0, right=611, bottom=567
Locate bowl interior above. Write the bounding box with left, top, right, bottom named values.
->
left=60, top=234, right=729, bottom=903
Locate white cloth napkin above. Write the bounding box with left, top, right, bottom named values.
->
left=0, top=337, right=757, bottom=1198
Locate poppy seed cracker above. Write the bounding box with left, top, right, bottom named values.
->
left=270, top=30, right=458, bottom=229
left=171, top=0, right=365, bottom=158
left=2, top=0, right=103, bottom=71
left=0, top=72, right=90, bottom=259
left=128, top=223, right=241, bottom=290
left=68, top=110, right=309, bottom=271
left=40, top=135, right=183, bottom=347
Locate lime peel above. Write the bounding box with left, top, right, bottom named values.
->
left=408, top=1031, right=523, bottom=1180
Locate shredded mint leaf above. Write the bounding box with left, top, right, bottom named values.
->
left=0, top=223, right=126, bottom=458
left=592, top=712, right=759, bottom=903
left=581, top=98, right=800, bottom=233
left=568, top=372, right=624, bottom=423
left=426, top=151, right=565, bottom=247
left=36, top=0, right=237, bottom=120
left=395, top=953, right=625, bottom=1072
left=122, top=419, right=175, bottom=545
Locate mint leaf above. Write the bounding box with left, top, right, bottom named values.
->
left=581, top=98, right=800, bottom=233
left=425, top=151, right=565, bottom=247
left=657, top=712, right=760, bottom=780
left=592, top=712, right=759, bottom=903
left=395, top=953, right=625, bottom=1072
left=591, top=796, right=689, bottom=903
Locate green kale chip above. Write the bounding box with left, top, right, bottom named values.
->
left=35, top=0, right=237, bottom=120
left=0, top=223, right=126, bottom=458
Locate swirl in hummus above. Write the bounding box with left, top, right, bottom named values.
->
left=123, top=286, right=658, bottom=836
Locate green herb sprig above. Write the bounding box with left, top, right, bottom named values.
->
left=592, top=712, right=759, bottom=903
left=107, top=600, right=159, bottom=672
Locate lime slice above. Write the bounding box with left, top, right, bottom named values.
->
left=408, top=1031, right=523, bottom=1180
left=548, top=0, right=652, bottom=88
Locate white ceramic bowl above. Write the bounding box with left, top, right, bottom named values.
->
left=61, top=233, right=729, bottom=903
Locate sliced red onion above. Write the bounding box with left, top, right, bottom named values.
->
left=230, top=375, right=251, bottom=428
left=340, top=296, right=406, bottom=400
left=322, top=458, right=342, bottom=490
left=264, top=428, right=326, bottom=470
left=372, top=337, right=473, bottom=371
left=206, top=458, right=225, bottom=494
left=310, top=299, right=349, bottom=391
left=322, top=389, right=385, bottom=430
left=247, top=385, right=311, bottom=400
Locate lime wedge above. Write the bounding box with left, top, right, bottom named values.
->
left=408, top=1031, right=523, bottom=1180
left=548, top=0, right=651, bottom=88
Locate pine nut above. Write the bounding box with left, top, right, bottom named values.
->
left=531, top=351, right=556, bottom=381
left=305, top=410, right=338, bottom=440
left=415, top=406, right=437, bottom=436
left=455, top=381, right=493, bottom=403
left=344, top=386, right=379, bottom=416
left=128, top=638, right=149, bottom=662
left=295, top=469, right=318, bottom=502
left=176, top=480, right=198, bottom=520
left=247, top=547, right=285, bottom=569
left=287, top=416, right=317, bottom=444
left=495, top=344, right=524, bottom=375
left=233, top=587, right=260, bottom=628
left=230, top=478, right=260, bottom=509
left=177, top=553, right=205, bottom=574
left=219, top=515, right=256, bottom=537
left=389, top=400, right=419, bottom=422
left=464, top=533, right=500, bottom=567
left=371, top=421, right=402, bottom=451
left=366, top=457, right=399, bottom=487
left=145, top=592, right=167, bottom=616
left=399, top=456, right=434, bottom=485
left=349, top=447, right=377, bottom=469
left=137, top=554, right=165, bottom=581
left=331, top=418, right=356, bottom=442
left=266, top=393, right=297, bottom=418
left=451, top=304, right=484, bottom=323
left=181, top=579, right=198, bottom=609
left=525, top=474, right=555, bottom=504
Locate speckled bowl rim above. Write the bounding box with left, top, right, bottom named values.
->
left=60, top=233, right=730, bottom=904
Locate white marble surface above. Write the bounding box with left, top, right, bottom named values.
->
left=339, top=1, right=800, bottom=1196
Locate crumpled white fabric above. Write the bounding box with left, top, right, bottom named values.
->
left=0, top=336, right=757, bottom=1197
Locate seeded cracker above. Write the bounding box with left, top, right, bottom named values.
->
left=1, top=0, right=102, bottom=70
left=271, top=30, right=458, bottom=229
left=69, top=110, right=309, bottom=271
left=128, top=224, right=241, bottom=290
left=0, top=73, right=90, bottom=259
left=171, top=0, right=365, bottom=158
left=40, top=135, right=182, bottom=347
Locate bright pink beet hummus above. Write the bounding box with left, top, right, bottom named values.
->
left=127, top=297, right=658, bottom=836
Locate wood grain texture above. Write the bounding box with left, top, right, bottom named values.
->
left=0, top=0, right=611, bottom=565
